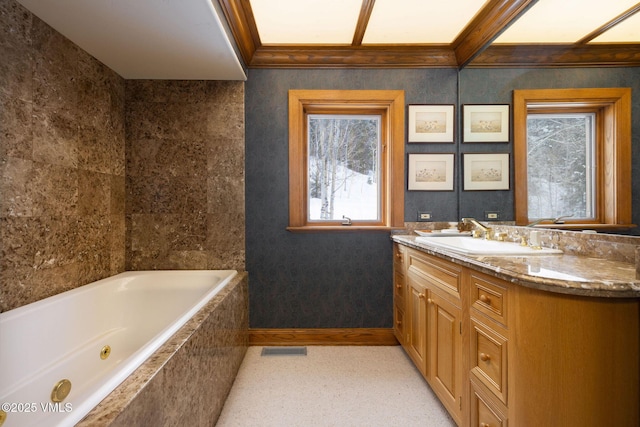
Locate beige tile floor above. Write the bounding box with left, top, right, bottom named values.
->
left=216, top=345, right=456, bottom=427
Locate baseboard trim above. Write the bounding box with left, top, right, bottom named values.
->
left=248, top=328, right=399, bottom=346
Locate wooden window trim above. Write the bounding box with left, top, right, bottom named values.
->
left=513, top=88, right=633, bottom=230
left=288, top=90, right=405, bottom=232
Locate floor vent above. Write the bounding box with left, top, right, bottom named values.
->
left=260, top=346, right=308, bottom=356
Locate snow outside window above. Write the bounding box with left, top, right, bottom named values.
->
left=526, top=113, right=595, bottom=220
left=307, top=114, right=381, bottom=222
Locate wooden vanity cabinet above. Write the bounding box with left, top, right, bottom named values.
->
left=471, top=269, right=639, bottom=427
left=508, top=284, right=639, bottom=427
left=403, top=247, right=465, bottom=425
left=394, top=243, right=640, bottom=427
left=392, top=243, right=406, bottom=345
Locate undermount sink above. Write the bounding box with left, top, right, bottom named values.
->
left=415, top=236, right=563, bottom=256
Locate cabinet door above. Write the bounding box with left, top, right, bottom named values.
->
left=406, top=273, right=428, bottom=377
left=428, top=291, right=463, bottom=424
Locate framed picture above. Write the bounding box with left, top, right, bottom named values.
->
left=408, top=104, right=455, bottom=143
left=408, top=153, right=455, bottom=191
left=463, top=104, right=510, bottom=142
left=463, top=153, right=510, bottom=190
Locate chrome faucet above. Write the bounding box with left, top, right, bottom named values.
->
left=462, top=217, right=493, bottom=240
left=527, top=214, right=573, bottom=227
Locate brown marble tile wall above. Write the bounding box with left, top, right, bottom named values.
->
left=125, top=80, right=245, bottom=271
left=0, top=1, right=126, bottom=312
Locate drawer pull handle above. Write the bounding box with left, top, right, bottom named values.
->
left=479, top=294, right=491, bottom=303
left=480, top=352, right=491, bottom=362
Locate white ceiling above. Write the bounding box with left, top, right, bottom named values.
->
left=250, top=0, right=491, bottom=45
left=361, top=0, right=487, bottom=44
left=249, top=0, right=640, bottom=46
left=250, top=0, right=363, bottom=44
left=17, top=0, right=247, bottom=80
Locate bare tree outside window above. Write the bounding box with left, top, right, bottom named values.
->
left=307, top=115, right=380, bottom=221
left=526, top=113, right=595, bottom=219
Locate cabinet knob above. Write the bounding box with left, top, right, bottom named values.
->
left=396, top=283, right=402, bottom=289
left=480, top=352, right=491, bottom=362
left=480, top=423, right=490, bottom=427
left=396, top=320, right=402, bottom=326
left=427, top=298, right=433, bottom=304
left=418, top=293, right=425, bottom=299
left=395, top=253, right=403, bottom=259
left=479, top=294, right=490, bottom=303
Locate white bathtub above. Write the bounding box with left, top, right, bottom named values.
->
left=0, top=270, right=238, bottom=427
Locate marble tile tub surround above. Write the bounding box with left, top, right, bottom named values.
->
left=1, top=1, right=126, bottom=312
left=77, top=272, right=248, bottom=427
left=125, top=80, right=245, bottom=271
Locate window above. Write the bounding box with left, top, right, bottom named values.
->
left=526, top=113, right=596, bottom=220
left=513, top=88, right=632, bottom=229
left=288, top=90, right=404, bottom=231
left=308, top=114, right=381, bottom=222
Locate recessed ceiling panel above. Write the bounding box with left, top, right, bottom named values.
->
left=590, top=10, right=640, bottom=43
left=494, top=0, right=639, bottom=43
left=362, top=0, right=487, bottom=44
left=250, top=0, right=362, bottom=44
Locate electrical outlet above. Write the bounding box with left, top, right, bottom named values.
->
left=418, top=211, right=432, bottom=221
left=484, top=211, right=500, bottom=220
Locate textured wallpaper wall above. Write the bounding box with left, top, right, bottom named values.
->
left=245, top=69, right=458, bottom=328
left=458, top=67, right=640, bottom=224
left=245, top=67, right=640, bottom=329
left=0, top=1, right=126, bottom=312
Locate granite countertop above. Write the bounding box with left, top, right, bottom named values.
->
left=392, top=235, right=640, bottom=298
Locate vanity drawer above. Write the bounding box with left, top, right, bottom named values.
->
left=470, top=376, right=508, bottom=427
left=394, top=304, right=405, bottom=344
left=394, top=270, right=405, bottom=302
left=406, top=248, right=462, bottom=300
left=393, top=243, right=405, bottom=273
left=470, top=316, right=508, bottom=405
left=470, top=272, right=508, bottom=327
